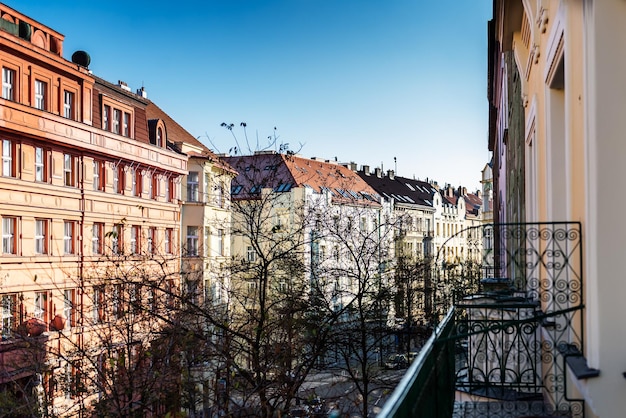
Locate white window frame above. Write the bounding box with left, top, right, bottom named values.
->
left=2, top=217, right=16, bottom=254
left=92, top=223, right=103, bottom=254
left=64, top=154, right=74, bottom=186
left=35, top=146, right=46, bottom=182
left=63, top=90, right=74, bottom=119
left=35, top=219, right=48, bottom=255
left=2, top=139, right=13, bottom=177
left=34, top=291, right=46, bottom=320
left=1, top=294, right=16, bottom=338
left=187, top=172, right=199, bottom=202
left=35, top=79, right=46, bottom=110
left=64, top=221, right=74, bottom=255
left=2, top=67, right=15, bottom=101
left=64, top=289, right=74, bottom=328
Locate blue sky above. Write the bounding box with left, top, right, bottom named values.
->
left=10, top=1, right=492, bottom=190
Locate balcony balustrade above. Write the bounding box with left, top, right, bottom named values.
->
left=380, top=222, right=587, bottom=418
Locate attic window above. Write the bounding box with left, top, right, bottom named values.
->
left=275, top=183, right=292, bottom=192
left=264, top=165, right=277, bottom=171
left=406, top=183, right=415, bottom=191
left=250, top=185, right=261, bottom=194
left=321, top=187, right=335, bottom=196
left=231, top=185, right=243, bottom=195
left=348, top=190, right=360, bottom=199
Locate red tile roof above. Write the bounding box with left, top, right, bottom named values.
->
left=225, top=153, right=380, bottom=205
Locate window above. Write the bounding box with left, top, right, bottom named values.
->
left=132, top=168, right=142, bottom=197
left=92, top=222, right=103, bottom=255
left=146, top=286, right=155, bottom=312
left=34, top=291, right=47, bottom=321
left=215, top=182, right=224, bottom=207
left=2, top=67, right=15, bottom=101
left=2, top=217, right=16, bottom=254
left=35, top=219, right=48, bottom=255
left=186, top=226, right=198, bottom=256
left=64, top=289, right=75, bottom=328
left=217, top=228, right=224, bottom=256
left=112, top=224, right=123, bottom=255
left=156, top=127, right=164, bottom=147
left=165, top=228, right=173, bottom=254
left=166, top=177, right=175, bottom=202
left=64, top=221, right=75, bottom=255
left=247, top=246, right=256, bottom=262
left=202, top=226, right=209, bottom=257
left=93, top=160, right=105, bottom=191
left=187, top=172, right=199, bottom=202
left=34, top=80, right=47, bottom=110
left=148, top=227, right=155, bottom=254
left=2, top=139, right=15, bottom=177
left=63, top=90, right=74, bottom=119
left=113, top=284, right=123, bottom=319
left=150, top=174, right=158, bottom=199
left=130, top=225, right=140, bottom=254
left=102, top=105, right=110, bottom=130
left=1, top=294, right=17, bottom=338
left=64, top=154, right=75, bottom=186
left=93, top=286, right=105, bottom=323
left=35, top=147, right=49, bottom=182
left=114, top=164, right=125, bottom=194
left=360, top=217, right=367, bottom=232
left=112, top=109, right=120, bottom=134
left=123, top=112, right=130, bottom=137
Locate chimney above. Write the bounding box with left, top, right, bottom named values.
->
left=374, top=167, right=382, bottom=178
left=349, top=162, right=357, bottom=171
left=118, top=80, right=131, bottom=92
left=387, top=170, right=395, bottom=180
left=362, top=165, right=370, bottom=175
left=137, top=86, right=148, bottom=98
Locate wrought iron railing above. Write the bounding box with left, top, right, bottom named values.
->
left=380, top=222, right=587, bottom=418
left=377, top=308, right=456, bottom=418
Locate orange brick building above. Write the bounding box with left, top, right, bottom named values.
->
left=0, top=4, right=188, bottom=415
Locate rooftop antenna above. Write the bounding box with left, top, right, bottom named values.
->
left=394, top=157, right=397, bottom=173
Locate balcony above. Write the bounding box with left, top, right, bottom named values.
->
left=380, top=222, right=589, bottom=418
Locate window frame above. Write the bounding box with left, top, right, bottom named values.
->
left=112, top=224, right=123, bottom=255
left=187, top=172, right=199, bottom=202
left=35, top=146, right=50, bottom=182
left=34, top=79, right=47, bottom=110
left=63, top=89, right=75, bottom=119
left=186, top=226, right=198, bottom=256
left=93, top=160, right=105, bottom=191
left=1, top=294, right=17, bottom=338
left=64, top=220, right=75, bottom=255
left=2, top=216, right=17, bottom=255
left=92, top=222, right=104, bottom=255
left=34, top=218, right=49, bottom=255
left=101, top=98, right=134, bottom=138
left=64, top=289, right=75, bottom=328
left=130, top=225, right=140, bottom=255
left=165, top=228, right=173, bottom=255
left=63, top=154, right=76, bottom=187
left=113, top=164, right=125, bottom=194
left=2, top=67, right=16, bottom=101
left=2, top=139, right=16, bottom=178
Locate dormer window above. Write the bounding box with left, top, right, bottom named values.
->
left=101, top=97, right=133, bottom=137
left=157, top=127, right=163, bottom=147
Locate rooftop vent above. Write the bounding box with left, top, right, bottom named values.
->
left=71, top=50, right=90, bottom=68
left=118, top=80, right=131, bottom=92
left=137, top=87, right=148, bottom=98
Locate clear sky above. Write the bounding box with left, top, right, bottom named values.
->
left=9, top=0, right=492, bottom=190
